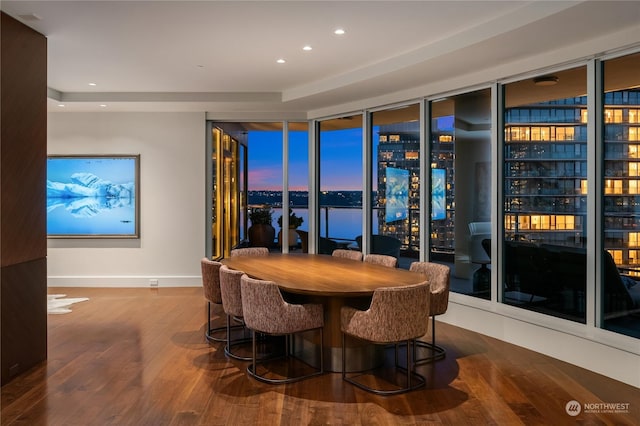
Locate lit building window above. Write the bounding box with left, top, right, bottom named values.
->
left=605, top=108, right=624, bottom=123
left=405, top=151, right=419, bottom=160
left=581, top=109, right=588, bottom=123
left=555, top=127, right=575, bottom=141
left=605, top=179, right=623, bottom=194
left=608, top=249, right=623, bottom=265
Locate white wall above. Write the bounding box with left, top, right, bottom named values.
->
left=47, top=112, right=206, bottom=287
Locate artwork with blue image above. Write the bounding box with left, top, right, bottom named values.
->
left=47, top=155, right=139, bottom=237
left=385, top=167, right=409, bottom=223
left=431, top=168, right=446, bottom=220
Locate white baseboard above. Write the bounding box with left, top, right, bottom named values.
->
left=47, top=275, right=201, bottom=288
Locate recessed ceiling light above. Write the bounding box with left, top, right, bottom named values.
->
left=57, top=104, right=65, bottom=107
left=99, top=104, right=107, bottom=108
left=334, top=28, right=345, bottom=35
left=88, top=82, right=97, bottom=86
left=303, top=45, right=312, bottom=51
left=18, top=13, right=42, bottom=21
left=277, top=58, right=286, bottom=64
left=533, top=75, right=559, bottom=86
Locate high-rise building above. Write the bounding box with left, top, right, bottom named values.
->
left=504, top=95, right=588, bottom=247
left=376, top=123, right=420, bottom=253
left=376, top=122, right=456, bottom=256
left=505, top=89, right=640, bottom=270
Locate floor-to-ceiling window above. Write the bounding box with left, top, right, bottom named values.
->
left=370, top=104, right=421, bottom=268
left=285, top=122, right=309, bottom=252
left=602, top=52, right=640, bottom=338
left=503, top=66, right=588, bottom=322
left=318, top=115, right=363, bottom=254
left=431, top=89, right=492, bottom=298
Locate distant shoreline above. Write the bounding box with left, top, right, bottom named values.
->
left=248, top=190, right=365, bottom=208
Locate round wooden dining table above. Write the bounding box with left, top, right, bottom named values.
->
left=221, top=253, right=429, bottom=372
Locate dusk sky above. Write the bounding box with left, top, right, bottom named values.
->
left=247, top=117, right=454, bottom=191
left=248, top=128, right=371, bottom=191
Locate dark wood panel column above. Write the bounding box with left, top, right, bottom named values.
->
left=1, top=12, right=48, bottom=385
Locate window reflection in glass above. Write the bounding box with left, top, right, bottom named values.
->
left=603, top=52, right=640, bottom=339
left=371, top=104, right=420, bottom=268
left=431, top=88, right=492, bottom=299
left=503, top=67, right=587, bottom=322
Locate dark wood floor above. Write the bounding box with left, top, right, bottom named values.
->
left=2, top=287, right=638, bottom=425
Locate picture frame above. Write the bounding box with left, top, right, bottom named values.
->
left=47, top=154, right=140, bottom=238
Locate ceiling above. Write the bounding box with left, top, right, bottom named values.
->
left=2, top=1, right=639, bottom=116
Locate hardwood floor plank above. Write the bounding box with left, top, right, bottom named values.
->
left=2, top=287, right=638, bottom=425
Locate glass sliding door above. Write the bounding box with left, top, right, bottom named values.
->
left=503, top=66, right=588, bottom=322
left=318, top=115, right=363, bottom=254
left=370, top=104, right=420, bottom=268
left=431, top=88, right=492, bottom=298
left=602, top=52, right=640, bottom=338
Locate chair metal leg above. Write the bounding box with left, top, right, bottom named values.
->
left=205, top=301, right=227, bottom=343
left=343, top=335, right=425, bottom=395
left=342, top=333, right=346, bottom=381
left=247, top=327, right=324, bottom=384
left=406, top=339, right=411, bottom=389
left=413, top=315, right=446, bottom=365
left=224, top=314, right=253, bottom=361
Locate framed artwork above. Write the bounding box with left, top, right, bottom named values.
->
left=47, top=155, right=140, bottom=238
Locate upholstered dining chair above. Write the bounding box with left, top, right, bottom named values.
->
left=230, top=247, right=269, bottom=257
left=219, top=265, right=252, bottom=360
left=363, top=253, right=398, bottom=268
left=201, top=258, right=226, bottom=343
left=341, top=281, right=431, bottom=395
left=240, top=274, right=324, bottom=384
left=409, top=261, right=451, bottom=363
left=332, top=249, right=363, bottom=261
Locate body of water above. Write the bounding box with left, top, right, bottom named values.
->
left=269, top=207, right=374, bottom=242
